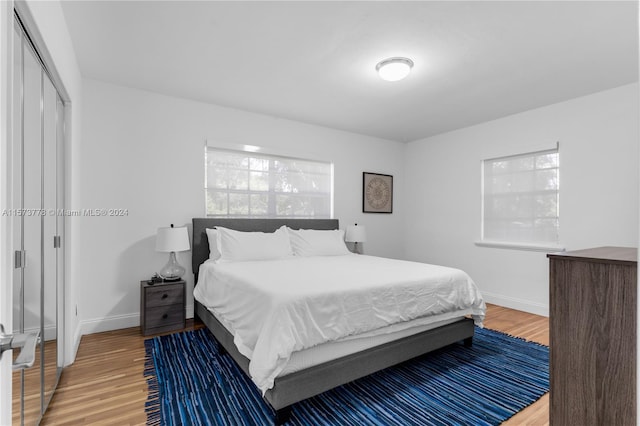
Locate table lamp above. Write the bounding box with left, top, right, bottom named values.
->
left=345, top=223, right=367, bottom=254
left=156, top=224, right=190, bottom=281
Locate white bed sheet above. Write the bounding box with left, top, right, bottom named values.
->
left=209, top=306, right=465, bottom=376
left=194, top=254, right=486, bottom=393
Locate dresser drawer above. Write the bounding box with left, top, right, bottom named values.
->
left=144, top=305, right=184, bottom=330
left=144, top=284, right=184, bottom=307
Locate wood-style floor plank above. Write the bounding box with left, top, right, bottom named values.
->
left=483, top=305, right=549, bottom=426
left=41, top=304, right=549, bottom=425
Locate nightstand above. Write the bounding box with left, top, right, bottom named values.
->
left=140, top=280, right=186, bottom=336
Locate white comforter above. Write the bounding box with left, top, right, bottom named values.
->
left=194, top=254, right=486, bottom=394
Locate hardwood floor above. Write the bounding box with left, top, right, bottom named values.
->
left=41, top=320, right=202, bottom=426
left=41, top=304, right=549, bottom=425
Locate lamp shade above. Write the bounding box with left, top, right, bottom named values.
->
left=345, top=224, right=367, bottom=243
left=156, top=226, right=190, bottom=252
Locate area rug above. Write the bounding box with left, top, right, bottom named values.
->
left=144, top=327, right=548, bottom=425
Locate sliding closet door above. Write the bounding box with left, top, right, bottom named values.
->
left=11, top=18, right=24, bottom=426
left=19, top=34, right=44, bottom=425
left=42, top=74, right=58, bottom=408
left=12, top=12, right=66, bottom=424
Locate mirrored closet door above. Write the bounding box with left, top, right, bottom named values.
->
left=12, top=12, right=65, bottom=425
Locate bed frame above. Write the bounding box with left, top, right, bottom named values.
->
left=192, top=218, right=475, bottom=424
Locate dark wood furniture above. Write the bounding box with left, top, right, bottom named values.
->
left=192, top=218, right=475, bottom=424
left=140, top=280, right=186, bottom=336
left=548, top=246, right=637, bottom=426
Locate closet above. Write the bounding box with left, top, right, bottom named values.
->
left=12, top=12, right=65, bottom=425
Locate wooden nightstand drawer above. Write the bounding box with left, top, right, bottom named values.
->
left=145, top=284, right=184, bottom=307
left=140, top=280, right=186, bottom=336
left=145, top=305, right=184, bottom=329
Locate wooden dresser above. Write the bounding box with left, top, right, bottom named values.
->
left=548, top=247, right=637, bottom=425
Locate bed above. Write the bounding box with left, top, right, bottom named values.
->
left=192, top=218, right=485, bottom=424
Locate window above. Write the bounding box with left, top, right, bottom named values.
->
left=205, top=147, right=333, bottom=218
left=481, top=147, right=559, bottom=247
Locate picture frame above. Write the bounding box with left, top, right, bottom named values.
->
left=362, top=172, right=393, bottom=213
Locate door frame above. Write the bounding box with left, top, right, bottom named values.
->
left=0, top=0, right=15, bottom=424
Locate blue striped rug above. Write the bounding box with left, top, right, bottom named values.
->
left=144, top=327, right=548, bottom=425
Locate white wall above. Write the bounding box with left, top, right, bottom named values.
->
left=79, top=79, right=639, bottom=331
left=78, top=78, right=406, bottom=334
left=404, top=83, right=639, bottom=315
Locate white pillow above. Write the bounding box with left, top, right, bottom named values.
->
left=287, top=228, right=351, bottom=256
left=216, top=225, right=293, bottom=262
left=205, top=228, right=221, bottom=260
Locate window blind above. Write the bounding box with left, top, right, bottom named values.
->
left=482, top=148, right=559, bottom=244
left=205, top=148, right=333, bottom=218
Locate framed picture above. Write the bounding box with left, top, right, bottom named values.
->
left=363, top=172, right=393, bottom=213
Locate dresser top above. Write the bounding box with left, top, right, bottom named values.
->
left=548, top=246, right=637, bottom=265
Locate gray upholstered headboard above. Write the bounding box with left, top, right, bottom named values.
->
left=191, top=218, right=339, bottom=283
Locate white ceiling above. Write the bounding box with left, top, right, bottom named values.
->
left=60, top=1, right=639, bottom=142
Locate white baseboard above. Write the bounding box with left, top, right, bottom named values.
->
left=80, top=305, right=195, bottom=337
left=482, top=291, right=549, bottom=317
left=80, top=312, right=140, bottom=336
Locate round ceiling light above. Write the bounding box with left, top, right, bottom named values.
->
left=375, top=57, right=414, bottom=82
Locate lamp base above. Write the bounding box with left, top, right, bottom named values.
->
left=159, top=251, right=185, bottom=281
left=353, top=242, right=363, bottom=255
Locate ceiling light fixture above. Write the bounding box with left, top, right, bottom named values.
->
left=376, top=57, right=414, bottom=82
